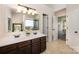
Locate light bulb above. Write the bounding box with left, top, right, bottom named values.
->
left=23, top=8, right=27, bottom=13
left=32, top=10, right=37, bottom=15
left=32, top=12, right=35, bottom=15
left=28, top=9, right=33, bottom=14
left=34, top=11, right=37, bottom=14
left=29, top=9, right=33, bottom=13
left=28, top=11, right=31, bottom=14
left=17, top=6, right=22, bottom=13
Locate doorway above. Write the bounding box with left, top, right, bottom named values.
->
left=43, top=14, right=48, bottom=41
left=58, top=16, right=66, bottom=41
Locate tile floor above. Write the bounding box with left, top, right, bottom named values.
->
left=42, top=40, right=78, bottom=54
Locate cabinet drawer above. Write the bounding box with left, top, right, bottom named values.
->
left=41, top=36, right=46, bottom=41
left=41, top=39, right=46, bottom=43
left=18, top=45, right=32, bottom=54
left=32, top=38, right=40, bottom=43
left=17, top=40, right=31, bottom=48
left=0, top=44, right=16, bottom=53
left=32, top=42, right=40, bottom=46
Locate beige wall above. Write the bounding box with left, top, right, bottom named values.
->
left=53, top=4, right=66, bottom=12
left=55, top=8, right=66, bottom=17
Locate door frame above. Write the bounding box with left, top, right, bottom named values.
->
left=42, top=14, right=49, bottom=40
left=52, top=16, right=54, bottom=40
left=58, top=16, right=66, bottom=40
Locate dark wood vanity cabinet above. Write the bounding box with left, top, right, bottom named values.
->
left=40, top=36, right=46, bottom=52
left=0, top=36, right=46, bottom=54
left=18, top=45, right=32, bottom=54
left=32, top=38, right=40, bottom=54
left=0, top=44, right=17, bottom=54
left=17, top=40, right=32, bottom=54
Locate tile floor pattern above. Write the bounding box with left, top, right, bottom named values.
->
left=42, top=40, right=78, bottom=54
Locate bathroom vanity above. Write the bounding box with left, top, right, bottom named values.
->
left=0, top=33, right=46, bottom=54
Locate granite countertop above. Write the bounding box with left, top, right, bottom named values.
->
left=0, top=32, right=46, bottom=47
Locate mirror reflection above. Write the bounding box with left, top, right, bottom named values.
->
left=8, top=6, right=39, bottom=32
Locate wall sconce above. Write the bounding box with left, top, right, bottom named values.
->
left=16, top=4, right=38, bottom=15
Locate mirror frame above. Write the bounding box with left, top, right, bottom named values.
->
left=12, top=23, right=23, bottom=32
left=32, top=20, right=39, bottom=30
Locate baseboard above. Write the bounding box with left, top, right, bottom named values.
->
left=67, top=44, right=79, bottom=53
left=72, top=47, right=79, bottom=53
left=66, top=39, right=79, bottom=53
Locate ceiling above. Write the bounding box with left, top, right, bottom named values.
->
left=45, top=4, right=53, bottom=8
left=7, top=4, right=66, bottom=12
left=45, top=4, right=66, bottom=12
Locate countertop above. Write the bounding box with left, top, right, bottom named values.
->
left=0, top=32, right=46, bottom=47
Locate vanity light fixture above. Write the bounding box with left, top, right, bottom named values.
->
left=17, top=4, right=38, bottom=15
left=28, top=9, right=33, bottom=14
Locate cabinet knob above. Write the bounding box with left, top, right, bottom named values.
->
left=74, top=31, right=78, bottom=33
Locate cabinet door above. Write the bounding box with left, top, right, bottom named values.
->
left=41, top=36, right=46, bottom=52
left=41, top=42, right=46, bottom=52
left=32, top=38, right=40, bottom=43
left=17, top=41, right=31, bottom=54
left=26, top=45, right=32, bottom=54
left=18, top=46, right=27, bottom=54
left=32, top=38, right=41, bottom=54
left=32, top=43, right=40, bottom=54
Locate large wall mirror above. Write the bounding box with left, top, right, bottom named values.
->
left=8, top=6, right=40, bottom=32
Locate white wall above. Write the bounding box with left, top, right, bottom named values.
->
left=0, top=5, right=11, bottom=39
left=46, top=4, right=66, bottom=41
left=0, top=5, right=5, bottom=38
left=66, top=4, right=79, bottom=52
left=12, top=13, right=23, bottom=23
left=53, top=15, right=58, bottom=40
left=55, top=8, right=66, bottom=17
left=53, top=8, right=66, bottom=40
